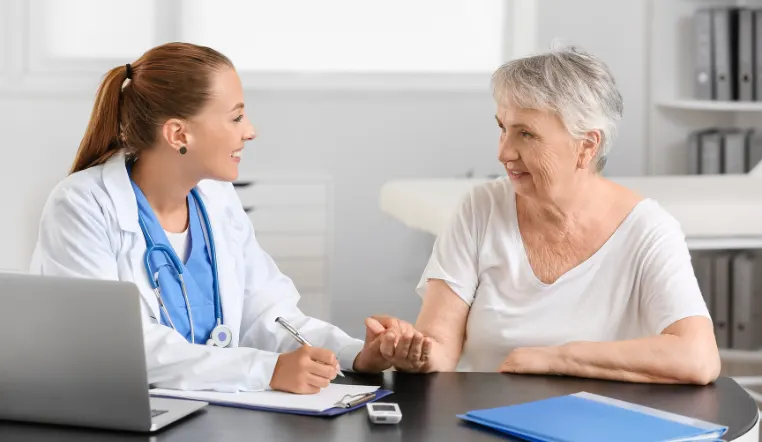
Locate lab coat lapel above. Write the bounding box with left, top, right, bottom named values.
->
left=196, top=183, right=244, bottom=346
left=128, top=234, right=161, bottom=322
left=102, top=151, right=140, bottom=233
left=101, top=151, right=161, bottom=322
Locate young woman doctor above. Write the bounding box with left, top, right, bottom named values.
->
left=29, top=42, right=411, bottom=394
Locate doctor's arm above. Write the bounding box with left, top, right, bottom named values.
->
left=233, top=186, right=398, bottom=381
left=31, top=188, right=298, bottom=393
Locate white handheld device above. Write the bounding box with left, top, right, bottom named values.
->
left=366, top=402, right=402, bottom=424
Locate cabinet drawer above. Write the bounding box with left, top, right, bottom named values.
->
left=248, top=208, right=327, bottom=233
left=257, top=234, right=327, bottom=259
left=235, top=182, right=328, bottom=207
left=276, top=259, right=327, bottom=291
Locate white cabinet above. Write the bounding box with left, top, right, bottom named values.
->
left=233, top=175, right=333, bottom=320
left=235, top=183, right=329, bottom=207
left=248, top=208, right=328, bottom=233
left=256, top=235, right=327, bottom=259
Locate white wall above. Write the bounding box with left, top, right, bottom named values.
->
left=0, top=90, right=505, bottom=336
left=0, top=0, right=650, bottom=338
left=0, top=97, right=92, bottom=271
left=535, top=0, right=648, bottom=177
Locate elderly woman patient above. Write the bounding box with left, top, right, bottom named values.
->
left=378, top=45, right=720, bottom=385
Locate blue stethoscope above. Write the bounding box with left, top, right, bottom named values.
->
left=138, top=188, right=233, bottom=348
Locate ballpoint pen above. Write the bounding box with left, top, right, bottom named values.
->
left=275, top=317, right=345, bottom=377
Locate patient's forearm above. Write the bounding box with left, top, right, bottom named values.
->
left=551, top=335, right=719, bottom=385
left=415, top=279, right=471, bottom=372
left=422, top=336, right=461, bottom=372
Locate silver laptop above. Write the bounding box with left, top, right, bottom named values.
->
left=0, top=272, right=208, bottom=432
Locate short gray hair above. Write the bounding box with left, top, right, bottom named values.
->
left=491, top=44, right=623, bottom=172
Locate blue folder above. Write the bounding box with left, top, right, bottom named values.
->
left=457, top=391, right=728, bottom=441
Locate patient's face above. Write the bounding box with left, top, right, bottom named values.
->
left=495, top=102, right=584, bottom=201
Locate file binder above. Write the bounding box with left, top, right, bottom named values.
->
left=713, top=8, right=740, bottom=101
left=457, top=392, right=728, bottom=442
left=687, top=128, right=762, bottom=174
left=731, top=252, right=762, bottom=350
left=748, top=130, right=762, bottom=172
left=755, top=10, right=762, bottom=101
left=722, top=128, right=749, bottom=173
left=691, top=251, right=714, bottom=316
left=713, top=253, right=732, bottom=348
left=738, top=9, right=755, bottom=100
left=700, top=130, right=723, bottom=174
left=687, top=130, right=703, bottom=174
left=694, top=8, right=715, bottom=99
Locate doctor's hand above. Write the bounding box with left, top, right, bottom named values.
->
left=269, top=346, right=339, bottom=394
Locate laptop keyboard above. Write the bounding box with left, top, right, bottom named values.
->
left=151, top=409, right=168, bottom=418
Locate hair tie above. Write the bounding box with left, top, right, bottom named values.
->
left=125, top=63, right=133, bottom=80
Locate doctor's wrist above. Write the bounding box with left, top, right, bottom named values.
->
left=338, top=340, right=365, bottom=372
left=352, top=346, right=390, bottom=373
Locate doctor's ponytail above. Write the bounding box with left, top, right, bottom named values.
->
left=69, top=42, right=233, bottom=174
left=69, top=65, right=126, bottom=174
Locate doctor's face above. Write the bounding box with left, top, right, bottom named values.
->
left=185, top=67, right=256, bottom=182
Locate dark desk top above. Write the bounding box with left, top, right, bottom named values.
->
left=0, top=373, right=757, bottom=441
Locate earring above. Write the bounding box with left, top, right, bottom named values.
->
left=179, top=146, right=187, bottom=155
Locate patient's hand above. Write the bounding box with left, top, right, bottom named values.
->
left=366, top=316, right=433, bottom=373
left=381, top=328, right=433, bottom=373
left=498, top=347, right=556, bottom=374
left=353, top=315, right=421, bottom=372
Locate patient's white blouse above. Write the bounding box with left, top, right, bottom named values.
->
left=415, top=178, right=711, bottom=372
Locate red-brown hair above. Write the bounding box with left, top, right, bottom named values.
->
left=69, top=42, right=234, bottom=174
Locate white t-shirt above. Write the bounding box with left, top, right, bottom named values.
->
left=165, top=229, right=190, bottom=264
left=416, top=179, right=711, bottom=372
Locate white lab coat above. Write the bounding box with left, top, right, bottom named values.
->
left=29, top=151, right=364, bottom=392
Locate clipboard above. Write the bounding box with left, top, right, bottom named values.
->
left=253, top=389, right=395, bottom=417
left=151, top=388, right=394, bottom=417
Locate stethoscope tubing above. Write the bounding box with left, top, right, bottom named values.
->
left=138, top=189, right=222, bottom=344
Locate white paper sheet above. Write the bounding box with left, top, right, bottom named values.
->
left=150, top=383, right=379, bottom=413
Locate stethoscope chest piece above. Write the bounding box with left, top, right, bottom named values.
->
left=207, top=324, right=233, bottom=347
